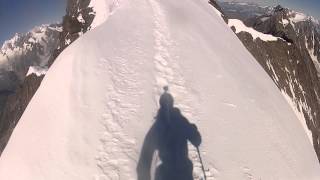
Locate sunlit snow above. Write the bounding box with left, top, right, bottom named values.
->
left=0, top=0, right=319, bottom=180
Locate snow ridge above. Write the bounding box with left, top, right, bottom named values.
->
left=0, top=0, right=320, bottom=179
left=149, top=0, right=215, bottom=179
left=89, top=0, right=123, bottom=29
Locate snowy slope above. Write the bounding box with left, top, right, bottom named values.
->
left=0, top=0, right=319, bottom=179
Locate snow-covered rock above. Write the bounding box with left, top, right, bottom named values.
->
left=0, top=0, right=319, bottom=179
left=228, top=19, right=279, bottom=41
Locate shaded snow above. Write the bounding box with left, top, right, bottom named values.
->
left=281, top=91, right=313, bottom=144
left=0, top=0, right=319, bottom=180
left=265, top=60, right=313, bottom=144
left=228, top=19, right=279, bottom=41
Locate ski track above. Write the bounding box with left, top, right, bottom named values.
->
left=149, top=0, right=216, bottom=179
left=93, top=0, right=218, bottom=179
left=95, top=54, right=145, bottom=178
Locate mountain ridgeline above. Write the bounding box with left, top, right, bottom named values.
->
left=218, top=1, right=320, bottom=161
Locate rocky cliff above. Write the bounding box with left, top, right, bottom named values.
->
left=219, top=1, right=320, bottom=161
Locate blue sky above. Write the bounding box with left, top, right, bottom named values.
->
left=220, top=0, right=320, bottom=20
left=0, top=0, right=66, bottom=45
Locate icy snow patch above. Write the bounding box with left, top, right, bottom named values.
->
left=282, top=19, right=289, bottom=26
left=266, top=60, right=279, bottom=85
left=26, top=66, right=48, bottom=76
left=77, top=13, right=85, bottom=24
left=260, top=17, right=270, bottom=22
left=48, top=26, right=63, bottom=32
left=228, top=19, right=279, bottom=41
left=65, top=39, right=71, bottom=45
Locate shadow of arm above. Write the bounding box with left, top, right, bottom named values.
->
left=137, top=125, right=157, bottom=180
left=185, top=120, right=202, bottom=147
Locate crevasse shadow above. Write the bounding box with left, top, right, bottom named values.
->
left=137, top=88, right=202, bottom=180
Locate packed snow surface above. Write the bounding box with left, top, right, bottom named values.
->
left=228, top=19, right=279, bottom=41
left=0, top=0, right=320, bottom=179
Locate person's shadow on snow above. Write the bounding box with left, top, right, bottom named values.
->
left=137, top=87, right=202, bottom=180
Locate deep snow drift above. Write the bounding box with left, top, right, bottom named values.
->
left=0, top=0, right=319, bottom=179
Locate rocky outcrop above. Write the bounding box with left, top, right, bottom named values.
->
left=56, top=0, right=94, bottom=55
left=209, top=0, right=228, bottom=23
left=220, top=2, right=320, bottom=162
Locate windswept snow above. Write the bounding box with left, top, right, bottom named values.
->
left=228, top=19, right=279, bottom=41
left=89, top=0, right=122, bottom=29
left=0, top=0, right=319, bottom=180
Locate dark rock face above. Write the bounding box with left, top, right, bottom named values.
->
left=0, top=75, right=44, bottom=153
left=58, top=0, right=95, bottom=53
left=209, top=0, right=228, bottom=23
left=219, top=2, right=320, bottom=161
left=0, top=0, right=96, bottom=155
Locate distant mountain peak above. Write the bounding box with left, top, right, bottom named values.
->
left=273, top=5, right=285, bottom=12
left=0, top=24, right=61, bottom=81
